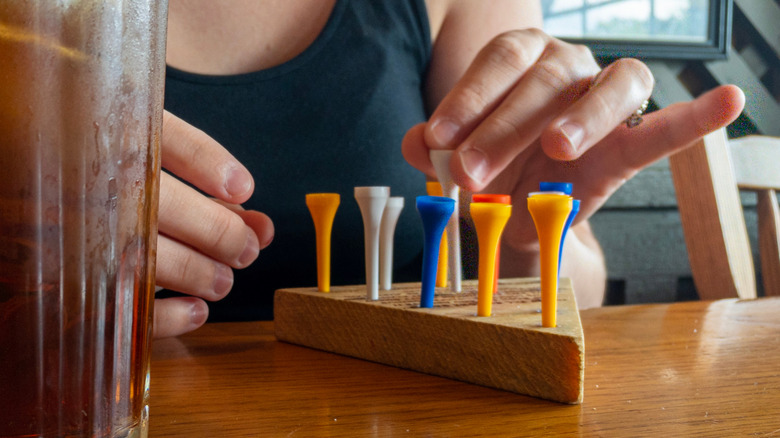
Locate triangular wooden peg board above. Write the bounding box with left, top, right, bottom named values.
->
left=274, top=277, right=584, bottom=404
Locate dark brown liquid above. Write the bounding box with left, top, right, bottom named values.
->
left=0, top=1, right=163, bottom=436
left=0, top=237, right=154, bottom=436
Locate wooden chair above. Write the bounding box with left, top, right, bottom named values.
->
left=669, top=128, right=780, bottom=300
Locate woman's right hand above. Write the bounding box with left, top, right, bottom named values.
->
left=153, top=111, right=274, bottom=338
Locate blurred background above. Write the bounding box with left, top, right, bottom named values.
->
left=541, top=0, right=780, bottom=304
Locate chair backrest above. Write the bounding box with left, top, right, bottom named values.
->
left=669, top=128, right=780, bottom=300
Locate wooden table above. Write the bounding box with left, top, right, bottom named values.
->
left=149, top=297, right=780, bottom=436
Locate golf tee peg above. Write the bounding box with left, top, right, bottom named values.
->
left=539, top=182, right=578, bottom=276
left=305, top=193, right=340, bottom=292
left=429, top=149, right=462, bottom=292
left=354, top=186, right=390, bottom=300
left=558, top=199, right=580, bottom=276
left=471, top=194, right=511, bottom=295
left=527, top=191, right=565, bottom=197
left=527, top=193, right=573, bottom=328
left=426, top=181, right=448, bottom=287
left=470, top=202, right=512, bottom=317
left=379, top=196, right=405, bottom=291
left=416, top=196, right=455, bottom=308
left=540, top=182, right=573, bottom=195
left=471, top=194, right=511, bottom=204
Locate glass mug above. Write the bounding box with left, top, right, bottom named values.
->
left=0, top=1, right=167, bottom=436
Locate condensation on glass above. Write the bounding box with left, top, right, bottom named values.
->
left=0, top=1, right=167, bottom=436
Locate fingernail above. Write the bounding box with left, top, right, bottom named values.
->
left=260, top=228, right=274, bottom=249
left=237, top=229, right=260, bottom=267
left=560, top=122, right=584, bottom=151
left=224, top=165, right=252, bottom=198
left=430, top=119, right=460, bottom=147
left=212, top=263, right=234, bottom=299
left=190, top=300, right=209, bottom=327
left=458, top=147, right=489, bottom=185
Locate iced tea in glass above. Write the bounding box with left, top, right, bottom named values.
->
left=0, top=1, right=167, bottom=436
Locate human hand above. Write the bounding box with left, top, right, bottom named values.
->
left=402, top=28, right=745, bottom=253
left=153, top=111, right=274, bottom=338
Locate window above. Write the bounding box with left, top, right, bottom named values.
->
left=541, top=0, right=733, bottom=60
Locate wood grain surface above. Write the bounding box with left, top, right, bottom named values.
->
left=149, top=297, right=780, bottom=437
left=274, top=278, right=584, bottom=403
left=669, top=128, right=757, bottom=300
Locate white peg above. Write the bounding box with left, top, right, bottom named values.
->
left=354, top=186, right=390, bottom=300
left=379, top=196, right=404, bottom=290
left=429, top=150, right=462, bottom=292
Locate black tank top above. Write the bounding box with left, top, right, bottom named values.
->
left=164, top=0, right=432, bottom=320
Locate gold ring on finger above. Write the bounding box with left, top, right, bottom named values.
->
left=626, top=99, right=649, bottom=128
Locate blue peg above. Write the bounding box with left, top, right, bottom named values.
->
left=416, top=196, right=455, bottom=308
left=558, top=199, right=580, bottom=275
left=540, top=182, right=573, bottom=195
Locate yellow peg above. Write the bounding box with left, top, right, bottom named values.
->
left=470, top=202, right=512, bottom=317
left=306, top=193, right=340, bottom=292
left=527, top=193, right=573, bottom=327
left=426, top=181, right=448, bottom=287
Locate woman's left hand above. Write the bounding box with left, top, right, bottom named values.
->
left=403, top=28, right=745, bottom=254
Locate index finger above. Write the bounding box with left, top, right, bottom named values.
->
left=423, top=29, right=550, bottom=151
left=162, top=111, right=254, bottom=204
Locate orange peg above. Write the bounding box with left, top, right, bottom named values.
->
left=470, top=202, right=512, bottom=317
left=471, top=194, right=511, bottom=294
left=306, top=193, right=340, bottom=292
left=426, top=181, right=448, bottom=287
left=430, top=150, right=462, bottom=292
left=527, top=193, right=573, bottom=327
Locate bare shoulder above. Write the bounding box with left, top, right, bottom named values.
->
left=424, top=0, right=542, bottom=40
left=422, top=0, right=543, bottom=107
